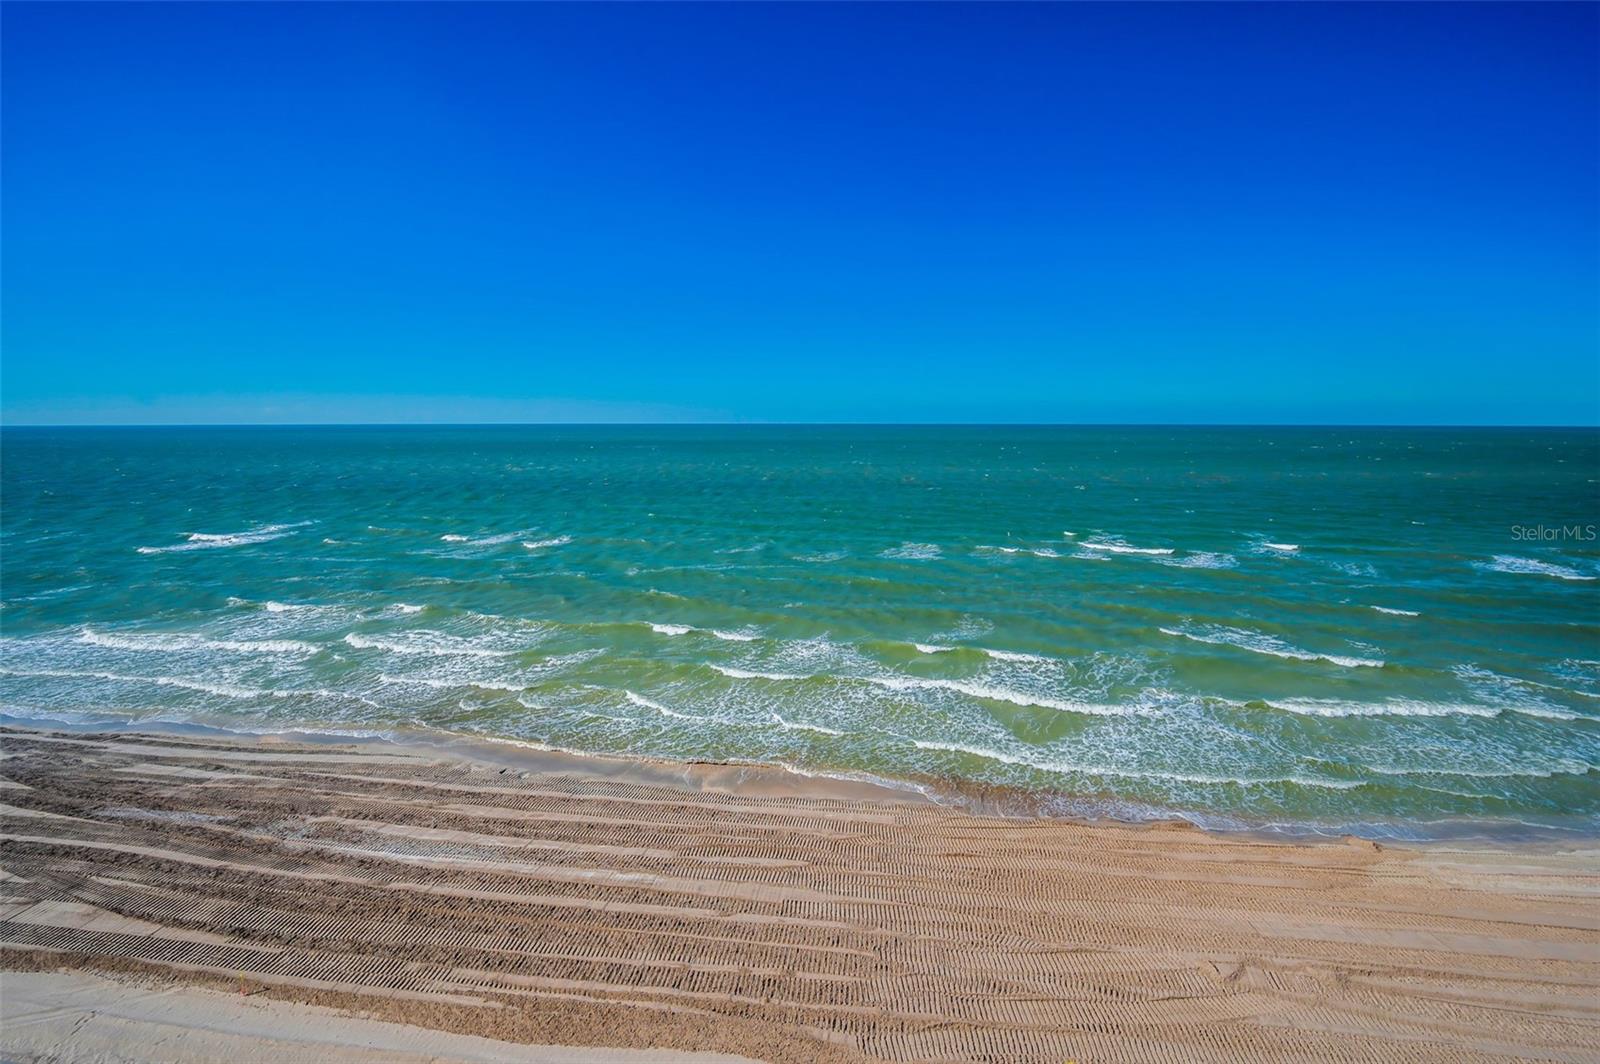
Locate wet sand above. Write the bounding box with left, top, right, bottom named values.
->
left=1, top=725, right=1596, bottom=1063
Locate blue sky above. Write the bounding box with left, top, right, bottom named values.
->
left=3, top=3, right=1596, bottom=425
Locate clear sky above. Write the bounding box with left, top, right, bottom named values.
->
left=3, top=2, right=1596, bottom=425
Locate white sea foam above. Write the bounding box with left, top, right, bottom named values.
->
left=439, top=530, right=534, bottom=547
left=911, top=740, right=1360, bottom=788
left=1370, top=606, right=1420, bottom=616
left=522, top=536, right=572, bottom=550
left=880, top=542, right=941, bottom=560
left=79, top=628, right=318, bottom=657
left=1159, top=625, right=1383, bottom=668
left=710, top=664, right=806, bottom=681
left=392, top=603, right=425, bottom=614
left=913, top=643, right=954, bottom=654
left=1079, top=539, right=1174, bottom=556
left=1262, top=697, right=1500, bottom=719
left=646, top=622, right=758, bottom=642
left=1452, top=664, right=1583, bottom=720
left=263, top=601, right=315, bottom=614
left=1366, top=760, right=1594, bottom=780
left=379, top=673, right=528, bottom=693
left=623, top=690, right=705, bottom=720
left=342, top=631, right=509, bottom=658
left=772, top=713, right=844, bottom=736
left=1475, top=555, right=1596, bottom=581
left=868, top=676, right=1143, bottom=716
left=980, top=648, right=1054, bottom=664
left=793, top=550, right=847, bottom=563
left=136, top=522, right=310, bottom=554
left=0, top=667, right=262, bottom=700
left=1159, top=551, right=1238, bottom=570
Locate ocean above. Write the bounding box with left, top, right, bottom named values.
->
left=2, top=425, right=1597, bottom=839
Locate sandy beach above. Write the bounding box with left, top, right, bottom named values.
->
left=1, top=724, right=1596, bottom=1063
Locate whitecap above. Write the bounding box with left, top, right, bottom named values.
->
left=1452, top=664, right=1583, bottom=720
left=772, top=713, right=844, bottom=736
left=710, top=629, right=758, bottom=642
left=522, top=536, right=572, bottom=550
left=392, top=603, right=426, bottom=614
left=880, top=542, right=941, bottom=560
left=1159, top=551, right=1238, bottom=570
left=1261, top=542, right=1299, bottom=552
left=717, top=543, right=768, bottom=555
left=710, top=664, right=806, bottom=681
left=136, top=522, right=310, bottom=554
left=911, top=740, right=1360, bottom=789
left=648, top=623, right=693, bottom=636
left=379, top=673, right=528, bottom=693
left=80, top=628, right=318, bottom=657
left=342, top=631, right=509, bottom=658
left=793, top=550, right=847, bottom=563
left=980, top=647, right=1054, bottom=664
left=1370, top=606, right=1420, bottom=616
left=0, top=666, right=262, bottom=700
left=1366, top=760, right=1594, bottom=780
left=1262, top=697, right=1500, bottom=719
left=913, top=643, right=954, bottom=654
left=438, top=530, right=534, bottom=548
left=623, top=690, right=706, bottom=720
left=1079, top=538, right=1174, bottom=556
left=1474, top=555, right=1595, bottom=581
left=1159, top=624, right=1383, bottom=668
left=869, top=676, right=1147, bottom=716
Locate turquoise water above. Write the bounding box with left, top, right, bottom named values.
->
left=3, top=426, right=1597, bottom=838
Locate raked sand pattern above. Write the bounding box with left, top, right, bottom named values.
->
left=2, top=727, right=1598, bottom=1063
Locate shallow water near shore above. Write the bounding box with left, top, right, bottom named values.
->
left=3, top=425, right=1597, bottom=838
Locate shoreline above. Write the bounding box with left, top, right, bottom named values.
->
left=3, top=722, right=1597, bottom=1062
left=2, top=710, right=1592, bottom=849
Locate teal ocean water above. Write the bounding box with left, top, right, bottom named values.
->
left=3, top=426, right=1597, bottom=839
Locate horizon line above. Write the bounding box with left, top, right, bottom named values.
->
left=4, top=421, right=1598, bottom=431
